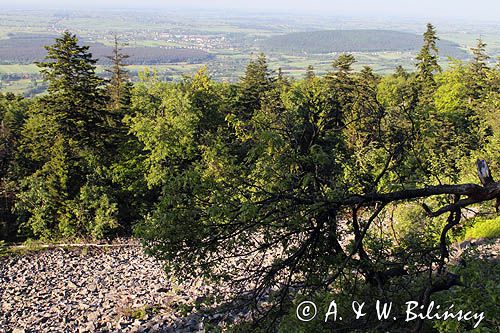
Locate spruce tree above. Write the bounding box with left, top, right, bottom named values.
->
left=103, top=35, right=134, bottom=153
left=469, top=38, right=490, bottom=99
left=471, top=38, right=489, bottom=75
left=0, top=93, right=28, bottom=240
left=327, top=53, right=356, bottom=124
left=18, top=32, right=118, bottom=239
left=33, top=31, right=109, bottom=149
left=305, top=65, right=315, bottom=80
left=236, top=53, right=275, bottom=120
left=350, top=66, right=382, bottom=147
left=394, top=65, right=409, bottom=79
left=106, top=35, right=131, bottom=112
left=416, top=23, right=441, bottom=94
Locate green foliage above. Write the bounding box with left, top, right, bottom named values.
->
left=134, top=25, right=499, bottom=332
left=0, top=92, right=30, bottom=240
left=106, top=35, right=131, bottom=112
left=68, top=184, right=119, bottom=239
left=463, top=216, right=500, bottom=240
left=391, top=203, right=430, bottom=238
left=233, top=53, right=275, bottom=122
left=432, top=250, right=500, bottom=332
left=1, top=25, right=499, bottom=333
left=128, top=67, right=226, bottom=188
left=469, top=38, right=490, bottom=94
left=118, top=304, right=160, bottom=320
left=259, top=30, right=467, bottom=59
left=416, top=23, right=441, bottom=93
left=14, top=32, right=120, bottom=239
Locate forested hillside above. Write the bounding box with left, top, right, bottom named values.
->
left=0, top=33, right=214, bottom=65
left=260, top=29, right=468, bottom=58
left=1, top=24, right=499, bottom=331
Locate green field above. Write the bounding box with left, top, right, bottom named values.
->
left=1, top=79, right=34, bottom=94
left=0, top=64, right=40, bottom=74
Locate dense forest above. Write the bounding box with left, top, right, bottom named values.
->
left=260, top=29, right=468, bottom=58
left=1, top=24, right=499, bottom=331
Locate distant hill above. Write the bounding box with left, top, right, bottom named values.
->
left=0, top=34, right=214, bottom=65
left=259, top=30, right=468, bottom=59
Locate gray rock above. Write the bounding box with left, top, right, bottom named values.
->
left=0, top=238, right=252, bottom=333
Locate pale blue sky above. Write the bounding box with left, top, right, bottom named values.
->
left=2, top=0, right=499, bottom=21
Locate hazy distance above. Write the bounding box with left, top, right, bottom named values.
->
left=2, top=0, right=500, bottom=22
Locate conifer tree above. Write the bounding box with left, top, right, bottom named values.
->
left=276, top=67, right=289, bottom=86
left=351, top=66, right=382, bottom=146
left=469, top=38, right=490, bottom=99
left=328, top=54, right=356, bottom=92
left=18, top=32, right=118, bottom=239
left=35, top=31, right=109, bottom=148
left=106, top=35, right=131, bottom=112
left=305, top=65, right=315, bottom=80
left=394, top=65, right=409, bottom=79
left=416, top=23, right=441, bottom=95
left=327, top=53, right=356, bottom=124
left=471, top=38, right=489, bottom=74
left=103, top=35, right=134, bottom=153
left=0, top=93, right=28, bottom=240
left=236, top=53, right=275, bottom=120
left=332, top=53, right=356, bottom=73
